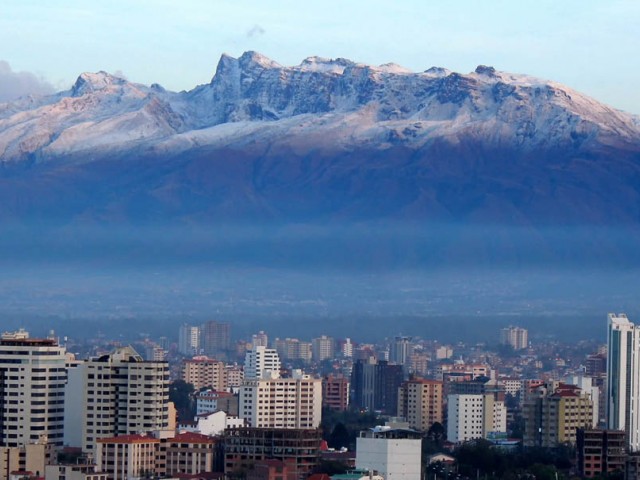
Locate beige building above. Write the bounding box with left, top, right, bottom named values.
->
left=239, top=371, right=322, bottom=429
left=45, top=464, right=107, bottom=480
left=523, top=381, right=594, bottom=447
left=0, top=330, right=67, bottom=447
left=181, top=356, right=226, bottom=390
left=64, top=346, right=171, bottom=453
left=0, top=438, right=55, bottom=480
left=397, top=379, right=444, bottom=431
left=96, top=434, right=159, bottom=480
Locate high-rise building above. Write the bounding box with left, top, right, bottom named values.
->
left=181, top=357, right=226, bottom=390
left=499, top=326, right=528, bottom=350
left=322, top=375, right=350, bottom=411
left=389, top=336, right=413, bottom=366
left=244, top=346, right=281, bottom=380
left=178, top=324, right=200, bottom=356
left=397, top=379, right=444, bottom=431
left=64, top=346, right=171, bottom=452
left=607, top=313, right=640, bottom=451
left=342, top=338, right=353, bottom=358
left=312, top=336, right=335, bottom=362
left=0, top=330, right=67, bottom=447
left=446, top=394, right=506, bottom=443
left=251, top=331, right=268, bottom=348
left=523, top=381, right=593, bottom=448
left=201, top=321, right=230, bottom=358
left=274, top=338, right=312, bottom=363
left=239, top=371, right=322, bottom=429
left=351, top=359, right=404, bottom=414
left=576, top=429, right=626, bottom=479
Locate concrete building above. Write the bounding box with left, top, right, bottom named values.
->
left=224, top=427, right=322, bottom=480
left=64, top=346, right=170, bottom=453
left=576, top=429, right=626, bottom=478
left=0, top=330, right=67, bottom=447
left=195, top=390, right=238, bottom=415
left=95, top=434, right=159, bottom=480
left=244, top=346, right=281, bottom=380
left=274, top=338, right=312, bottom=363
left=523, top=382, right=594, bottom=448
left=179, top=410, right=245, bottom=436
left=446, top=394, right=507, bottom=443
left=45, top=464, right=107, bottom=480
left=607, top=313, right=640, bottom=451
left=161, top=432, right=216, bottom=477
left=201, top=321, right=230, bottom=358
left=355, top=426, right=422, bottom=480
left=564, top=375, right=599, bottom=429
left=322, top=375, right=350, bottom=411
left=389, top=336, right=413, bottom=367
left=239, top=371, right=322, bottom=429
left=342, top=338, right=354, bottom=358
left=181, top=357, right=226, bottom=390
left=0, top=438, right=55, bottom=480
left=397, top=379, right=444, bottom=432
left=499, top=326, right=528, bottom=350
left=251, top=331, right=268, bottom=348
left=224, top=364, right=244, bottom=388
left=351, top=359, right=404, bottom=414
left=312, top=336, right=335, bottom=362
left=178, top=324, right=200, bottom=356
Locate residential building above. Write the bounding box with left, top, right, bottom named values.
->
left=161, top=432, right=216, bottom=477
left=322, top=375, right=350, bottom=411
left=274, top=338, right=312, bottom=363
left=178, top=324, right=200, bottom=356
left=564, top=375, right=600, bottom=428
left=0, top=438, right=55, bottom=480
left=342, top=338, right=353, bottom=358
left=607, top=313, right=640, bottom=451
left=397, top=379, right=444, bottom=431
left=244, top=346, right=281, bottom=380
left=355, top=426, right=422, bottom=480
left=95, top=434, right=159, bottom=480
left=251, top=331, right=268, bottom=348
left=499, top=326, right=528, bottom=350
left=576, top=429, right=626, bottom=478
left=239, top=371, right=322, bottom=429
left=523, top=382, right=594, bottom=448
left=224, top=364, right=244, bottom=387
left=312, top=336, right=335, bottom=362
left=389, top=336, right=413, bottom=366
left=447, top=394, right=506, bottom=443
left=64, top=346, right=170, bottom=453
left=181, top=357, right=226, bottom=390
left=196, top=390, right=238, bottom=415
left=201, top=321, right=230, bottom=358
left=45, top=464, right=107, bottom=480
left=0, top=330, right=67, bottom=447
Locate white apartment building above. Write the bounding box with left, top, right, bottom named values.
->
left=178, top=324, right=200, bottom=356
left=607, top=313, right=640, bottom=451
left=251, top=331, right=268, bottom=348
left=64, top=346, right=171, bottom=453
left=239, top=371, right=322, bottom=429
left=342, top=338, right=353, bottom=358
left=355, top=426, right=422, bottom=480
left=244, top=346, right=281, bottom=380
left=500, top=326, right=528, bottom=350
left=447, top=394, right=506, bottom=443
left=0, top=330, right=67, bottom=447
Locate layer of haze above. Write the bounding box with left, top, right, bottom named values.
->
left=0, top=0, right=639, bottom=113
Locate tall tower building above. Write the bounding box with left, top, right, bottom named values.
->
left=178, top=324, right=200, bottom=356
left=201, top=321, right=230, bottom=358
left=64, top=346, right=170, bottom=452
left=251, top=331, right=268, bottom=348
left=389, top=336, right=413, bottom=366
left=0, top=330, right=67, bottom=447
left=312, top=336, right=335, bottom=362
left=499, top=326, right=528, bottom=350
left=607, top=313, right=640, bottom=450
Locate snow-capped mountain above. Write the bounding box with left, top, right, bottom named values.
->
left=1, top=51, right=638, bottom=164
left=0, top=51, right=639, bottom=243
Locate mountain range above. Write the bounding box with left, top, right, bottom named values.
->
left=1, top=51, right=640, bottom=268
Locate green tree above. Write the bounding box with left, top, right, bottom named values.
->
left=169, top=379, right=195, bottom=421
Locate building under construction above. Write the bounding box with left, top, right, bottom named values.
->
left=223, top=427, right=321, bottom=479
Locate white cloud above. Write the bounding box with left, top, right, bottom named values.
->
left=0, top=61, right=55, bottom=102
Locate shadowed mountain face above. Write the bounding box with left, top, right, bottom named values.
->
left=0, top=52, right=640, bottom=272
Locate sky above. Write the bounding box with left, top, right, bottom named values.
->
left=0, top=0, right=639, bottom=113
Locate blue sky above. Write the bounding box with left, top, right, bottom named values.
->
left=1, top=0, right=639, bottom=113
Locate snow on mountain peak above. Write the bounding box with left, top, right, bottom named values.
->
left=71, top=71, right=127, bottom=97
left=298, top=56, right=354, bottom=74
